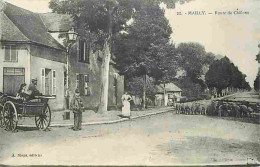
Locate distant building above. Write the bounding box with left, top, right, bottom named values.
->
left=155, top=83, right=182, bottom=106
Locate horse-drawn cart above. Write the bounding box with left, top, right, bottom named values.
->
left=0, top=94, right=54, bottom=131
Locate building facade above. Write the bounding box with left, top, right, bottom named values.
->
left=0, top=1, right=67, bottom=110
left=40, top=11, right=125, bottom=110
left=66, top=42, right=124, bottom=110
left=155, top=83, right=182, bottom=106
left=0, top=1, right=124, bottom=111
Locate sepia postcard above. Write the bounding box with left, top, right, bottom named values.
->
left=0, top=0, right=259, bottom=166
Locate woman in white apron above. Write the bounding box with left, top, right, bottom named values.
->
left=121, top=92, right=132, bottom=118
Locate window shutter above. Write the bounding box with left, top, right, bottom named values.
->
left=79, top=40, right=81, bottom=61
left=52, top=70, right=56, bottom=95
left=87, top=87, right=92, bottom=96
left=83, top=42, right=86, bottom=62
left=79, top=74, right=84, bottom=95
left=84, top=75, right=90, bottom=96
left=41, top=68, right=45, bottom=95
left=84, top=74, right=89, bottom=82
left=86, top=43, right=90, bottom=63
left=76, top=73, right=80, bottom=89
left=64, top=72, right=67, bottom=86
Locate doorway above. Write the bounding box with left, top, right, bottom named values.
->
left=3, top=67, right=25, bottom=96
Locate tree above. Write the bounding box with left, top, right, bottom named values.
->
left=205, top=56, right=251, bottom=93
left=49, top=0, right=192, bottom=112
left=176, top=43, right=207, bottom=81
left=254, top=72, right=260, bottom=92
left=176, top=43, right=215, bottom=92
left=113, top=3, right=178, bottom=108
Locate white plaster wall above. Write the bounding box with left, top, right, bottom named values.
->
left=30, top=56, right=66, bottom=111
left=164, top=93, right=168, bottom=106
left=0, top=44, right=30, bottom=92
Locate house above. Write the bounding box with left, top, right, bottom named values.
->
left=0, top=1, right=124, bottom=111
left=0, top=1, right=67, bottom=110
left=155, top=83, right=182, bottom=106
left=40, top=13, right=125, bottom=110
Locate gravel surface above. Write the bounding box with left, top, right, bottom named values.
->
left=0, top=112, right=259, bottom=166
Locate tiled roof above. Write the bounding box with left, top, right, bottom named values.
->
left=156, top=83, right=182, bottom=93
left=40, top=13, right=73, bottom=32
left=0, top=11, right=29, bottom=41
left=1, top=1, right=64, bottom=50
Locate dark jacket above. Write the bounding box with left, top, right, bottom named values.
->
left=70, top=95, right=84, bottom=113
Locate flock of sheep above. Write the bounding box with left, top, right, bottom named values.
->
left=175, top=101, right=260, bottom=118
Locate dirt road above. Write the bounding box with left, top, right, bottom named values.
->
left=0, top=112, right=259, bottom=165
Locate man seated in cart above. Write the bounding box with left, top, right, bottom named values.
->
left=27, top=78, right=42, bottom=100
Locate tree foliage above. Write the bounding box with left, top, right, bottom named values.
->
left=175, top=76, right=211, bottom=101
left=254, top=72, right=259, bottom=92
left=175, top=42, right=215, bottom=92
left=205, top=56, right=251, bottom=92
left=126, top=76, right=156, bottom=97
left=48, top=0, right=194, bottom=110
left=177, top=43, right=208, bottom=80
left=113, top=3, right=178, bottom=80
left=48, top=0, right=179, bottom=110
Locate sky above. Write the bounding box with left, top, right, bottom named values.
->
left=3, top=0, right=260, bottom=87
left=165, top=0, right=260, bottom=87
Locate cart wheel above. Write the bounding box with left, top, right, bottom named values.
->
left=3, top=101, right=18, bottom=131
left=35, top=105, right=51, bottom=131
left=0, top=105, right=4, bottom=128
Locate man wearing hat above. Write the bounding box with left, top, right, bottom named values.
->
left=70, top=89, right=84, bottom=131
left=28, top=78, right=41, bottom=100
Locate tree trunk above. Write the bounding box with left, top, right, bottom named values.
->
left=98, top=3, right=113, bottom=113
left=98, top=39, right=111, bottom=113
left=163, top=83, right=167, bottom=106
left=142, top=74, right=146, bottom=109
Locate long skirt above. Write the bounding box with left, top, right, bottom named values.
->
left=122, top=100, right=131, bottom=117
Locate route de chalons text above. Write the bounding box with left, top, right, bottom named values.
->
left=177, top=10, right=249, bottom=16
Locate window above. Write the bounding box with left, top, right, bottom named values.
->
left=64, top=72, right=67, bottom=86
left=52, top=70, right=56, bottom=95
left=76, top=73, right=80, bottom=90
left=4, top=45, right=18, bottom=62
left=41, top=68, right=56, bottom=96
left=113, top=77, right=117, bottom=87
left=84, top=75, right=91, bottom=96
left=79, top=40, right=90, bottom=63
left=41, top=68, right=45, bottom=94
left=76, top=74, right=91, bottom=96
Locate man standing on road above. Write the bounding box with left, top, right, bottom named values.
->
left=70, top=89, right=84, bottom=131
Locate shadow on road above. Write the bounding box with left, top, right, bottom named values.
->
left=16, top=126, right=51, bottom=132
left=204, top=115, right=260, bottom=124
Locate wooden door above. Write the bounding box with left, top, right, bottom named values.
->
left=3, top=68, right=25, bottom=96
